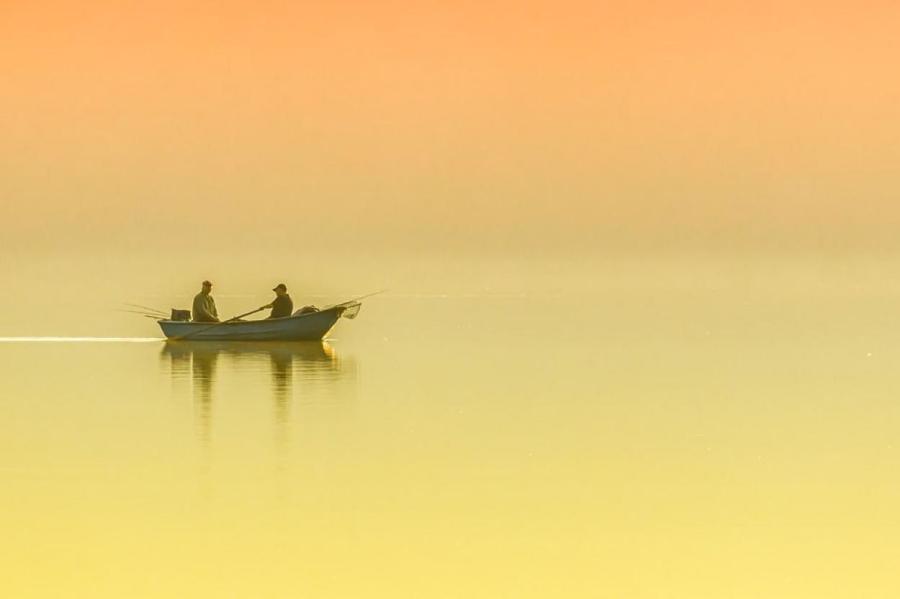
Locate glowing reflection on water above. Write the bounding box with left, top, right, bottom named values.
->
left=160, top=341, right=353, bottom=448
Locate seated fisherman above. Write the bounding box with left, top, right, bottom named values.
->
left=192, top=280, right=220, bottom=322
left=263, top=283, right=294, bottom=319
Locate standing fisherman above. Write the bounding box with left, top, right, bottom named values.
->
left=192, top=280, right=220, bottom=322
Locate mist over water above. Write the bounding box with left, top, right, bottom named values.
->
left=1, top=248, right=899, bottom=596
left=4, top=0, right=900, bottom=594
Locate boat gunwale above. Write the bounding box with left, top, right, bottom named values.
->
left=157, top=305, right=345, bottom=326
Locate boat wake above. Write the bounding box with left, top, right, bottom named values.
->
left=0, top=337, right=163, bottom=343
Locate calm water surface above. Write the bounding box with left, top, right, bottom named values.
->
left=1, top=251, right=899, bottom=597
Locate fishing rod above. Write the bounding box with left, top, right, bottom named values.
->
left=116, top=308, right=167, bottom=318
left=115, top=309, right=164, bottom=320
left=123, top=303, right=168, bottom=315
left=325, top=289, right=387, bottom=309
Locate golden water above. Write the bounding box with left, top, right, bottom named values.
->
left=1, top=250, right=899, bottom=597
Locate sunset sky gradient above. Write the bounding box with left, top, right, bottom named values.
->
left=2, top=1, right=899, bottom=251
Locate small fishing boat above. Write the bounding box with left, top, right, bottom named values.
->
left=158, top=304, right=359, bottom=342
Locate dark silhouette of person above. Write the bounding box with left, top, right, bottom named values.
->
left=263, top=283, right=294, bottom=319
left=192, top=280, right=219, bottom=322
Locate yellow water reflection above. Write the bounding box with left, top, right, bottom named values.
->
left=161, top=341, right=346, bottom=447
left=4, top=253, right=900, bottom=597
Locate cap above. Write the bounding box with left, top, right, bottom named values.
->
left=273, top=283, right=287, bottom=292
left=202, top=280, right=213, bottom=286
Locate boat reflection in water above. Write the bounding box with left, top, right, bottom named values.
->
left=160, top=340, right=353, bottom=447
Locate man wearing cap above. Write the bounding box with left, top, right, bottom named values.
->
left=192, top=280, right=220, bottom=322
left=263, top=283, right=294, bottom=319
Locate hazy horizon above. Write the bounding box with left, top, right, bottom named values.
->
left=3, top=2, right=900, bottom=254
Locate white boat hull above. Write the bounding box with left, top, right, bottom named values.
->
left=158, top=307, right=346, bottom=341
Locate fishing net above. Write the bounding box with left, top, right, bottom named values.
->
left=341, top=302, right=362, bottom=319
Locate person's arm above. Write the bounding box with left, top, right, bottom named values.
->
left=191, top=296, right=205, bottom=320
left=256, top=300, right=272, bottom=319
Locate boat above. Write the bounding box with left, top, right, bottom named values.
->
left=158, top=304, right=358, bottom=341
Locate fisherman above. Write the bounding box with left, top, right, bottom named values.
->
left=263, top=283, right=294, bottom=319
left=192, top=280, right=220, bottom=322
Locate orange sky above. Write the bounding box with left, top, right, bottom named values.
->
left=2, top=1, right=900, bottom=251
